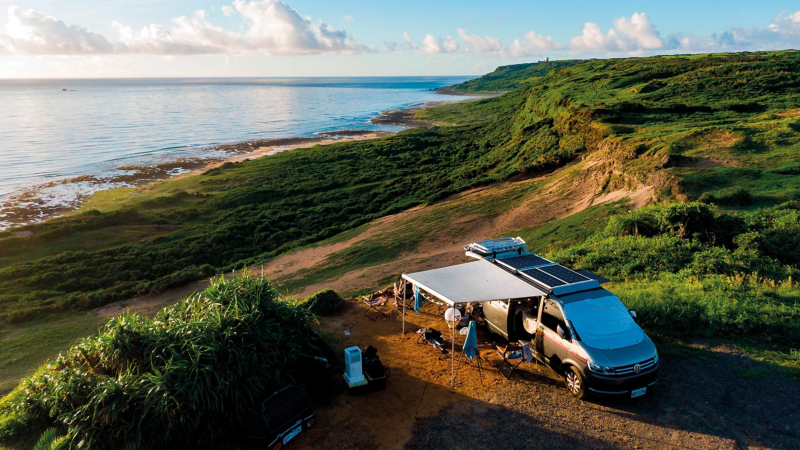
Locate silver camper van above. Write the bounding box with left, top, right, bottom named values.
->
left=465, top=238, right=660, bottom=399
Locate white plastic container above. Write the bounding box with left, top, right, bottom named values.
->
left=343, top=346, right=367, bottom=387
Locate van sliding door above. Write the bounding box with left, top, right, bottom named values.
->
left=540, top=299, right=569, bottom=369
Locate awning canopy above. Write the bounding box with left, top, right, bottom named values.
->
left=402, top=259, right=546, bottom=305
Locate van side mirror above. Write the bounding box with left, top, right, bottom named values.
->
left=629, top=310, right=637, bottom=319
left=557, top=324, right=570, bottom=340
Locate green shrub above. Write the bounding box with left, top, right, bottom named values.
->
left=699, top=187, right=753, bottom=206
left=0, top=274, right=325, bottom=449
left=605, top=210, right=658, bottom=237
left=648, top=202, right=716, bottom=239
left=301, top=289, right=344, bottom=316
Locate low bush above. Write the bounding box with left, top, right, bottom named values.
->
left=0, top=274, right=326, bottom=449
left=301, top=289, right=344, bottom=316
left=605, top=210, right=658, bottom=237
left=699, top=187, right=753, bottom=206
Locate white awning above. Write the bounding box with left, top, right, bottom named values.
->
left=402, top=259, right=546, bottom=305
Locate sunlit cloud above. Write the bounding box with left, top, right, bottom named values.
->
left=0, top=1, right=373, bottom=56
left=569, top=13, right=661, bottom=54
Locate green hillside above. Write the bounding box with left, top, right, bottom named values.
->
left=3, top=51, right=800, bottom=323
left=437, top=59, right=583, bottom=93
left=4, top=50, right=800, bottom=449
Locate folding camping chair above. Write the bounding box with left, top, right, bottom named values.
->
left=393, top=281, right=412, bottom=310
left=416, top=328, right=448, bottom=360
left=493, top=343, right=527, bottom=380
left=362, top=293, right=389, bottom=321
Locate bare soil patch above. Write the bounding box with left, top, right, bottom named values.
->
left=93, top=280, right=209, bottom=318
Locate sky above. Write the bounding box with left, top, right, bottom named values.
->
left=1, top=0, right=800, bottom=78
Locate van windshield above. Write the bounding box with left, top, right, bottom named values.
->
left=563, top=295, right=644, bottom=350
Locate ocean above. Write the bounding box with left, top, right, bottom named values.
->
left=0, top=76, right=474, bottom=228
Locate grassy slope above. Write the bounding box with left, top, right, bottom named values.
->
left=3, top=50, right=800, bottom=397
left=0, top=314, right=107, bottom=395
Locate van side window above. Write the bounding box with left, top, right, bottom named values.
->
left=541, top=300, right=566, bottom=332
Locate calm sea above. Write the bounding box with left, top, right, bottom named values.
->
left=0, top=76, right=473, bottom=202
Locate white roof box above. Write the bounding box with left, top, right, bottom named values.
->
left=464, top=237, right=527, bottom=256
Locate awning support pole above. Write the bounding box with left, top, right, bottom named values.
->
left=451, top=317, right=455, bottom=392
left=402, top=289, right=406, bottom=337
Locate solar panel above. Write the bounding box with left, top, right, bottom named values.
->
left=539, top=265, right=590, bottom=284
left=521, top=268, right=566, bottom=287
left=498, top=255, right=549, bottom=270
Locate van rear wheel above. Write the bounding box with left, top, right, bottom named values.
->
left=565, top=366, right=588, bottom=399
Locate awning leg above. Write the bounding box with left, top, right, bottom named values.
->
left=451, top=319, right=455, bottom=392
left=402, top=293, right=406, bottom=337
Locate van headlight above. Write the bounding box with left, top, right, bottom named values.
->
left=588, top=360, right=615, bottom=375
left=653, top=351, right=659, bottom=364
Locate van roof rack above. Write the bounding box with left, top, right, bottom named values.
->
left=463, top=237, right=527, bottom=256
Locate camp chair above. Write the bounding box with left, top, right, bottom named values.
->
left=415, top=328, right=448, bottom=360
left=393, top=281, right=411, bottom=310
left=362, top=293, right=389, bottom=321
left=493, top=343, right=526, bottom=380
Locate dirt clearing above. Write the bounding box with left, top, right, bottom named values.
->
left=291, top=298, right=800, bottom=450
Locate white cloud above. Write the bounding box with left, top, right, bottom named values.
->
left=1, top=6, right=114, bottom=54
left=613, top=12, right=662, bottom=49
left=457, top=28, right=502, bottom=53
left=665, top=10, right=800, bottom=54
left=768, top=10, right=800, bottom=35
left=508, top=30, right=561, bottom=57
left=569, top=12, right=663, bottom=54
left=399, top=32, right=459, bottom=54
left=419, top=34, right=442, bottom=53
left=570, top=22, right=624, bottom=52
left=1, top=1, right=371, bottom=56
left=402, top=31, right=417, bottom=51
left=401, top=29, right=500, bottom=55
left=343, top=15, right=354, bottom=23
left=443, top=35, right=459, bottom=52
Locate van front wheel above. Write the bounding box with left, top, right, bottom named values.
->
left=565, top=366, right=588, bottom=399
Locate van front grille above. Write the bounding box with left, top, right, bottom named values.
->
left=615, top=357, right=656, bottom=375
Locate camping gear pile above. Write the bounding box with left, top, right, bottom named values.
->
left=416, top=327, right=448, bottom=359
left=344, top=345, right=390, bottom=393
